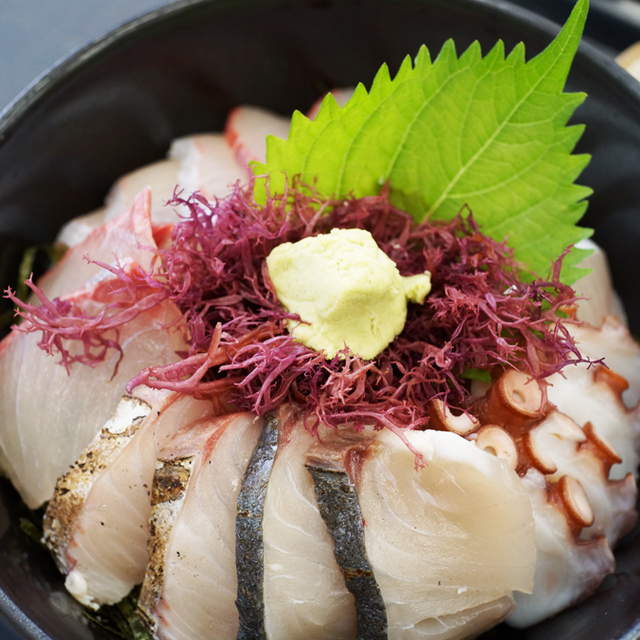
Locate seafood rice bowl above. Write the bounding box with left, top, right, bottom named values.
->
left=2, top=0, right=640, bottom=639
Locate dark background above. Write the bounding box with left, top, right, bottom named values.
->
left=2, top=0, right=640, bottom=115
left=1, top=1, right=640, bottom=639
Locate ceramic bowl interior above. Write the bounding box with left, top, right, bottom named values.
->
left=1, top=0, right=640, bottom=639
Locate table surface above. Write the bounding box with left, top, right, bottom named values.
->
left=0, top=0, right=639, bottom=639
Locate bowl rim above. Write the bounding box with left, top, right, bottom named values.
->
left=2, top=0, right=640, bottom=639
left=2, top=0, right=640, bottom=145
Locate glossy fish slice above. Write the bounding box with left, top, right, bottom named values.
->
left=43, top=389, right=215, bottom=609
left=169, top=133, right=251, bottom=201
left=308, top=428, right=536, bottom=640
left=103, top=159, right=181, bottom=223
left=0, top=187, right=190, bottom=508
left=262, top=415, right=357, bottom=640
left=138, top=412, right=263, bottom=640
left=224, top=105, right=291, bottom=168
left=0, top=293, right=187, bottom=509
left=39, top=187, right=157, bottom=300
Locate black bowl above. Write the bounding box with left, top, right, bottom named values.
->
left=2, top=0, right=640, bottom=639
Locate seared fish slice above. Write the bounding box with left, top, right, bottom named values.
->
left=44, top=389, right=215, bottom=609
left=138, top=412, right=263, bottom=640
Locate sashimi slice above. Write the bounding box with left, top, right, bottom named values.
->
left=37, top=187, right=157, bottom=300
left=357, top=429, right=535, bottom=640
left=168, top=133, right=250, bottom=199
left=306, top=428, right=535, bottom=640
left=55, top=207, right=107, bottom=248
left=572, top=239, right=627, bottom=327
left=0, top=295, right=187, bottom=509
left=43, top=389, right=215, bottom=609
left=104, top=159, right=181, bottom=223
left=262, top=417, right=357, bottom=639
left=224, top=105, right=291, bottom=168
left=138, top=412, right=263, bottom=640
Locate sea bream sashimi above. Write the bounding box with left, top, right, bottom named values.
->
left=138, top=411, right=263, bottom=640
left=224, top=105, right=291, bottom=169
left=332, top=429, right=536, bottom=640
left=43, top=389, right=216, bottom=610
left=0, top=192, right=189, bottom=508
left=0, top=292, right=186, bottom=509
left=168, top=133, right=251, bottom=201
left=56, top=132, right=255, bottom=247
left=38, top=187, right=158, bottom=300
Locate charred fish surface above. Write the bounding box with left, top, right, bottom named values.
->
left=138, top=455, right=195, bottom=634
left=306, top=464, right=388, bottom=640
left=44, top=394, right=151, bottom=574
left=236, top=414, right=279, bottom=640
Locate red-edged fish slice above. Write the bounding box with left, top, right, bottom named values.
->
left=224, top=106, right=290, bottom=169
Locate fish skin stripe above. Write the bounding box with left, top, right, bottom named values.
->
left=235, top=414, right=279, bottom=640
left=306, top=464, right=388, bottom=640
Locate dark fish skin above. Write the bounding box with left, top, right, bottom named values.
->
left=306, top=464, right=388, bottom=640
left=236, top=413, right=279, bottom=640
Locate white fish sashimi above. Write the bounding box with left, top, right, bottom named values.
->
left=263, top=418, right=357, bottom=640
left=55, top=207, right=107, bottom=248
left=104, top=159, right=181, bottom=223
left=139, top=412, right=263, bottom=640
left=224, top=105, right=291, bottom=168
left=0, top=294, right=187, bottom=509
left=356, top=429, right=535, bottom=640
left=44, top=390, right=215, bottom=609
left=169, top=133, right=250, bottom=200
left=573, top=239, right=627, bottom=327
left=38, top=187, right=157, bottom=300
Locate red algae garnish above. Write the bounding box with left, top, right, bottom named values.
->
left=5, top=181, right=597, bottom=446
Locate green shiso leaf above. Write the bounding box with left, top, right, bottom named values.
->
left=254, top=0, right=592, bottom=284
